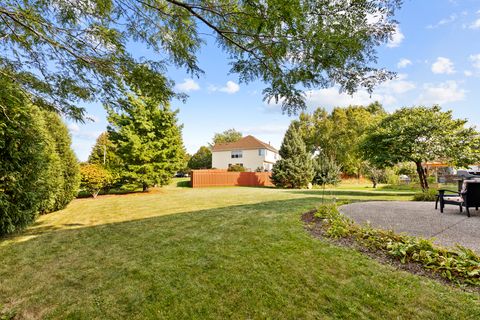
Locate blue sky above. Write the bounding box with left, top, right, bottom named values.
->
left=68, top=0, right=480, bottom=161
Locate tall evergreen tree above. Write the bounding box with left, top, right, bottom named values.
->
left=88, top=132, right=122, bottom=169
left=0, top=81, right=53, bottom=234
left=107, top=93, right=185, bottom=191
left=271, top=124, right=313, bottom=188
left=41, top=111, right=80, bottom=212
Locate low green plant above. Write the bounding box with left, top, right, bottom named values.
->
left=228, top=164, right=246, bottom=172
left=413, top=188, right=438, bottom=201
left=313, top=204, right=480, bottom=286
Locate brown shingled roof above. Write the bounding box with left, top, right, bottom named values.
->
left=211, top=135, right=278, bottom=153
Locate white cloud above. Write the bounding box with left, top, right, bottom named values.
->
left=427, top=14, right=457, bottom=29
left=464, top=70, right=473, bottom=77
left=469, top=54, right=480, bottom=69
left=175, top=79, right=200, bottom=92
left=397, top=58, right=412, bottom=69
left=431, top=57, right=455, bottom=74
left=469, top=18, right=480, bottom=29
left=387, top=26, right=404, bottom=48
left=209, top=80, right=240, bottom=94
left=379, top=74, right=416, bottom=94
left=67, top=123, right=80, bottom=133
left=265, top=75, right=415, bottom=111
left=417, top=81, right=466, bottom=105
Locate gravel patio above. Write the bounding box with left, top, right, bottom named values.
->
left=339, top=201, right=480, bottom=252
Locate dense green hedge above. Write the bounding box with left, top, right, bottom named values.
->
left=312, top=204, right=480, bottom=286
left=0, top=84, right=80, bottom=235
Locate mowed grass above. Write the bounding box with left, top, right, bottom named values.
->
left=1, top=181, right=479, bottom=319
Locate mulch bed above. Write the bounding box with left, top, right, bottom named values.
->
left=301, top=209, right=480, bottom=294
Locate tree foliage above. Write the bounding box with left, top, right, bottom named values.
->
left=80, top=164, right=111, bottom=198
left=107, top=93, right=185, bottom=191
left=271, top=124, right=313, bottom=188
left=0, top=0, right=401, bottom=118
left=313, top=153, right=341, bottom=188
left=40, top=110, right=81, bottom=212
left=88, top=132, right=121, bottom=168
left=212, top=129, right=243, bottom=145
left=360, top=106, right=480, bottom=190
left=188, top=146, right=212, bottom=170
left=0, top=80, right=79, bottom=235
left=362, top=162, right=387, bottom=188
left=295, top=102, right=385, bottom=175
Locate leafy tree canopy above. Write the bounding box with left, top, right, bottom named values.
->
left=212, top=129, right=243, bottom=145
left=88, top=132, right=122, bottom=169
left=295, top=102, right=385, bottom=176
left=107, top=92, right=185, bottom=191
left=360, top=105, right=480, bottom=190
left=0, top=0, right=401, bottom=119
left=188, top=146, right=212, bottom=169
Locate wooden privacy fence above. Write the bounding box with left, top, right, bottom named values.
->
left=190, top=170, right=274, bottom=188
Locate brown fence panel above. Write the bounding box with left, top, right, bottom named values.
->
left=191, top=170, right=274, bottom=188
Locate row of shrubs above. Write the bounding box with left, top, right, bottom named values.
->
left=312, top=204, right=480, bottom=286
left=1, top=102, right=80, bottom=236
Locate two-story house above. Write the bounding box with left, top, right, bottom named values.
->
left=211, top=135, right=279, bottom=171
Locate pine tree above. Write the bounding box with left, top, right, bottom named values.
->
left=107, top=93, right=185, bottom=191
left=0, top=80, right=54, bottom=234
left=271, top=124, right=314, bottom=188
left=41, top=110, right=80, bottom=212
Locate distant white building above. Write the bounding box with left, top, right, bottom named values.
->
left=211, top=135, right=279, bottom=171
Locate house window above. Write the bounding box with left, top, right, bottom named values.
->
left=258, top=149, right=265, bottom=156
left=231, top=150, right=243, bottom=158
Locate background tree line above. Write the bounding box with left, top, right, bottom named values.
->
left=272, top=103, right=480, bottom=190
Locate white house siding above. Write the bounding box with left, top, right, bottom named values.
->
left=212, top=149, right=278, bottom=171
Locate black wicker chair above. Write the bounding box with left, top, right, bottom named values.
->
left=436, top=181, right=480, bottom=217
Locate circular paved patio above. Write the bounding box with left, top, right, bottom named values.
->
left=339, top=201, right=480, bottom=252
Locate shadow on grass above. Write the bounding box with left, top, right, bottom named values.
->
left=1, top=196, right=326, bottom=245
left=2, top=195, right=479, bottom=320
left=176, top=180, right=191, bottom=188
left=287, top=189, right=414, bottom=197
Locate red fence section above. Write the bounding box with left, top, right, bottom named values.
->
left=191, top=170, right=274, bottom=188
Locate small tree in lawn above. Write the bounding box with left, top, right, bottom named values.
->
left=360, top=106, right=480, bottom=191
left=107, top=93, right=185, bottom=191
left=313, top=152, right=341, bottom=198
left=271, top=124, right=314, bottom=188
left=362, top=162, right=387, bottom=188
left=80, top=164, right=111, bottom=198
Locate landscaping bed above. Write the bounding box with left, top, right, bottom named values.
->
left=302, top=204, right=480, bottom=292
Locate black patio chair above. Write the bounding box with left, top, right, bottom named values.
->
left=436, top=181, right=480, bottom=217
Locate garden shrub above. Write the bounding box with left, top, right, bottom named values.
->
left=228, top=164, right=246, bottom=172
left=39, top=110, right=80, bottom=213
left=313, top=204, right=480, bottom=286
left=0, top=97, right=80, bottom=236
left=0, top=95, right=52, bottom=235
left=413, top=188, right=438, bottom=201
left=80, top=164, right=112, bottom=198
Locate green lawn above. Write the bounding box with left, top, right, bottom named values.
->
left=1, top=181, right=479, bottom=319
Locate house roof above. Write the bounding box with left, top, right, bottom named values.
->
left=211, top=135, right=278, bottom=153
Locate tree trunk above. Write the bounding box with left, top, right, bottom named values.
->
left=415, top=161, right=428, bottom=191
left=142, top=183, right=149, bottom=192
left=372, top=180, right=377, bottom=188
